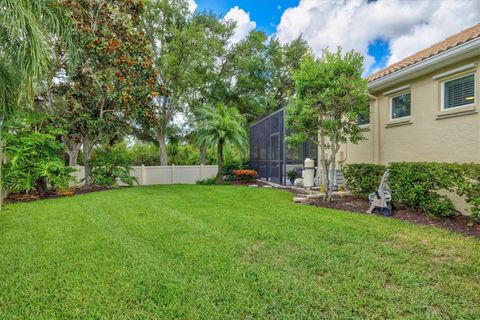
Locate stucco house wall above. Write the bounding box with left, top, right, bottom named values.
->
left=345, top=56, right=480, bottom=165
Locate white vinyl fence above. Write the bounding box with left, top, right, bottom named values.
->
left=71, top=165, right=218, bottom=186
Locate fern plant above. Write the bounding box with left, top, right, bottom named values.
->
left=89, top=145, right=138, bottom=187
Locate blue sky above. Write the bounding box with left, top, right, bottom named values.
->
left=193, top=0, right=479, bottom=75
left=196, top=0, right=298, bottom=34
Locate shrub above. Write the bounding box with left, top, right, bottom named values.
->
left=233, top=169, right=258, bottom=182
left=343, top=162, right=480, bottom=219
left=343, top=164, right=386, bottom=198
left=222, top=161, right=248, bottom=181
left=90, top=145, right=138, bottom=187
left=449, top=163, right=480, bottom=220
left=2, top=115, right=75, bottom=195
left=196, top=177, right=217, bottom=185
left=388, top=162, right=456, bottom=217
left=129, top=142, right=160, bottom=166
left=287, top=170, right=302, bottom=182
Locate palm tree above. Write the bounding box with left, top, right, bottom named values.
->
left=0, top=0, right=66, bottom=116
left=0, top=0, right=67, bottom=211
left=196, top=103, right=248, bottom=184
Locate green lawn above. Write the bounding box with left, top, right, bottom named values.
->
left=0, top=186, right=479, bottom=319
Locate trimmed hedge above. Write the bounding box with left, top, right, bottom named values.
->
left=343, top=162, right=480, bottom=219
left=343, top=164, right=386, bottom=198
left=388, top=163, right=455, bottom=217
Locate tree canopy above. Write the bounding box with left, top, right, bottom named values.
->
left=1, top=0, right=367, bottom=197
left=195, top=103, right=248, bottom=183
left=287, top=48, right=369, bottom=201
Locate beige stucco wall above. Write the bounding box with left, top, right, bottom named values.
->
left=346, top=56, right=480, bottom=165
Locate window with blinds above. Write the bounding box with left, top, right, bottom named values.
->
left=443, top=74, right=475, bottom=109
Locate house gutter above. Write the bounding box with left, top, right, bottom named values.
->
left=368, top=37, right=480, bottom=92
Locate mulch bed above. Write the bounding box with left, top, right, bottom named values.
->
left=226, top=180, right=271, bottom=187
left=5, top=184, right=113, bottom=204
left=306, top=194, right=480, bottom=238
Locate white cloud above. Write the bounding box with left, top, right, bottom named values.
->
left=187, top=0, right=197, bottom=14
left=223, top=6, right=257, bottom=43
left=276, top=0, right=480, bottom=74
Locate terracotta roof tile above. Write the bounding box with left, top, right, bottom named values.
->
left=368, top=23, right=480, bottom=82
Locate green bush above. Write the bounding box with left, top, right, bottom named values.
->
left=90, top=145, right=138, bottom=187
left=196, top=177, right=216, bottom=185
left=287, top=170, right=301, bottom=182
left=343, top=163, right=386, bottom=198
left=449, top=163, right=480, bottom=220
left=2, top=115, right=75, bottom=194
left=388, top=163, right=457, bottom=217
left=345, top=162, right=480, bottom=219
left=129, top=143, right=160, bottom=166
left=221, top=161, right=248, bottom=181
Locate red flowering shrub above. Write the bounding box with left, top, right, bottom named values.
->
left=233, top=170, right=259, bottom=182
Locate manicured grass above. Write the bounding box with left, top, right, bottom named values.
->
left=0, top=186, right=479, bottom=319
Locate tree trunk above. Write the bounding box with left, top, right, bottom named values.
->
left=326, top=162, right=335, bottom=202
left=199, top=145, right=206, bottom=165
left=82, top=135, right=92, bottom=185
left=65, top=142, right=81, bottom=166
left=318, top=130, right=330, bottom=202
left=321, top=159, right=331, bottom=202
left=157, top=127, right=168, bottom=166
left=216, top=139, right=224, bottom=184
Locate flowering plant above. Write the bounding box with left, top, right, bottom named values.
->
left=233, top=169, right=259, bottom=182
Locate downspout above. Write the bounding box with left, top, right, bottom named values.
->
left=368, top=93, right=381, bottom=164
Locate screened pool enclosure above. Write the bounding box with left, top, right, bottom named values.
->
left=249, top=108, right=317, bottom=185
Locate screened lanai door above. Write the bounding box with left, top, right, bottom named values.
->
left=269, top=133, right=281, bottom=184
left=249, top=108, right=285, bottom=184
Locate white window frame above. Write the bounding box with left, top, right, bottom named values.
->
left=389, top=91, right=411, bottom=121
left=440, top=72, right=476, bottom=112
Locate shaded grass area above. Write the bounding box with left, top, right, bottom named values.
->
left=0, top=185, right=479, bottom=319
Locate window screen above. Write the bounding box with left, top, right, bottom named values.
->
left=270, top=135, right=279, bottom=160
left=391, top=92, right=411, bottom=119
left=444, top=74, right=475, bottom=109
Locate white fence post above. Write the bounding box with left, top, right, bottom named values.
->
left=171, top=164, right=175, bottom=184
left=141, top=165, right=146, bottom=185
left=200, top=164, right=204, bottom=180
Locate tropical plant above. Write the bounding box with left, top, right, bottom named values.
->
left=195, top=104, right=248, bottom=183
left=221, top=161, right=248, bottom=181
left=1, top=114, right=75, bottom=195
left=233, top=169, right=258, bottom=182
left=89, top=145, right=137, bottom=187
left=0, top=0, right=71, bottom=115
left=287, top=170, right=301, bottom=184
